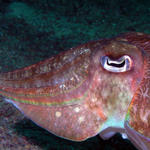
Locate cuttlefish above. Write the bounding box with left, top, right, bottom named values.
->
left=1, top=32, right=150, bottom=150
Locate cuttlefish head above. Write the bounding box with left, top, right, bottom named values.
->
left=1, top=32, right=150, bottom=149
left=89, top=38, right=143, bottom=133
left=91, top=32, right=150, bottom=150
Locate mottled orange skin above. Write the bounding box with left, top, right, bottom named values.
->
left=1, top=32, right=150, bottom=149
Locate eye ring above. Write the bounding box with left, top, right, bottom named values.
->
left=100, top=55, right=132, bottom=73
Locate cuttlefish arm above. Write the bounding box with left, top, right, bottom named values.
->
left=121, top=32, right=150, bottom=150
left=0, top=32, right=149, bottom=149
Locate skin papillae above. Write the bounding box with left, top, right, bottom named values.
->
left=0, top=32, right=150, bottom=149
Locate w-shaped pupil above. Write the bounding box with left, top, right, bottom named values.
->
left=107, top=59, right=125, bottom=68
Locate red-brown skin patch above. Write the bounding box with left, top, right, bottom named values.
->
left=123, top=32, right=150, bottom=138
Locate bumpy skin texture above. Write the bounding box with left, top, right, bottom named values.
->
left=122, top=33, right=150, bottom=137
left=0, top=32, right=150, bottom=148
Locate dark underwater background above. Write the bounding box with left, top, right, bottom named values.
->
left=0, top=0, right=150, bottom=149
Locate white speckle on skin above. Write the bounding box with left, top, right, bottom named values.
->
left=91, top=98, right=97, bottom=102
left=55, top=111, right=61, bottom=117
left=101, top=88, right=110, bottom=99
left=78, top=116, right=85, bottom=123
left=97, top=77, right=101, bottom=82
left=70, top=77, right=74, bottom=81
left=59, top=84, right=66, bottom=89
left=74, top=107, right=80, bottom=113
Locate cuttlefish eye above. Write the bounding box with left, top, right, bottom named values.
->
left=100, top=55, right=133, bottom=73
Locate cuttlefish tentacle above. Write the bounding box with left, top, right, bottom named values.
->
left=125, top=121, right=150, bottom=150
